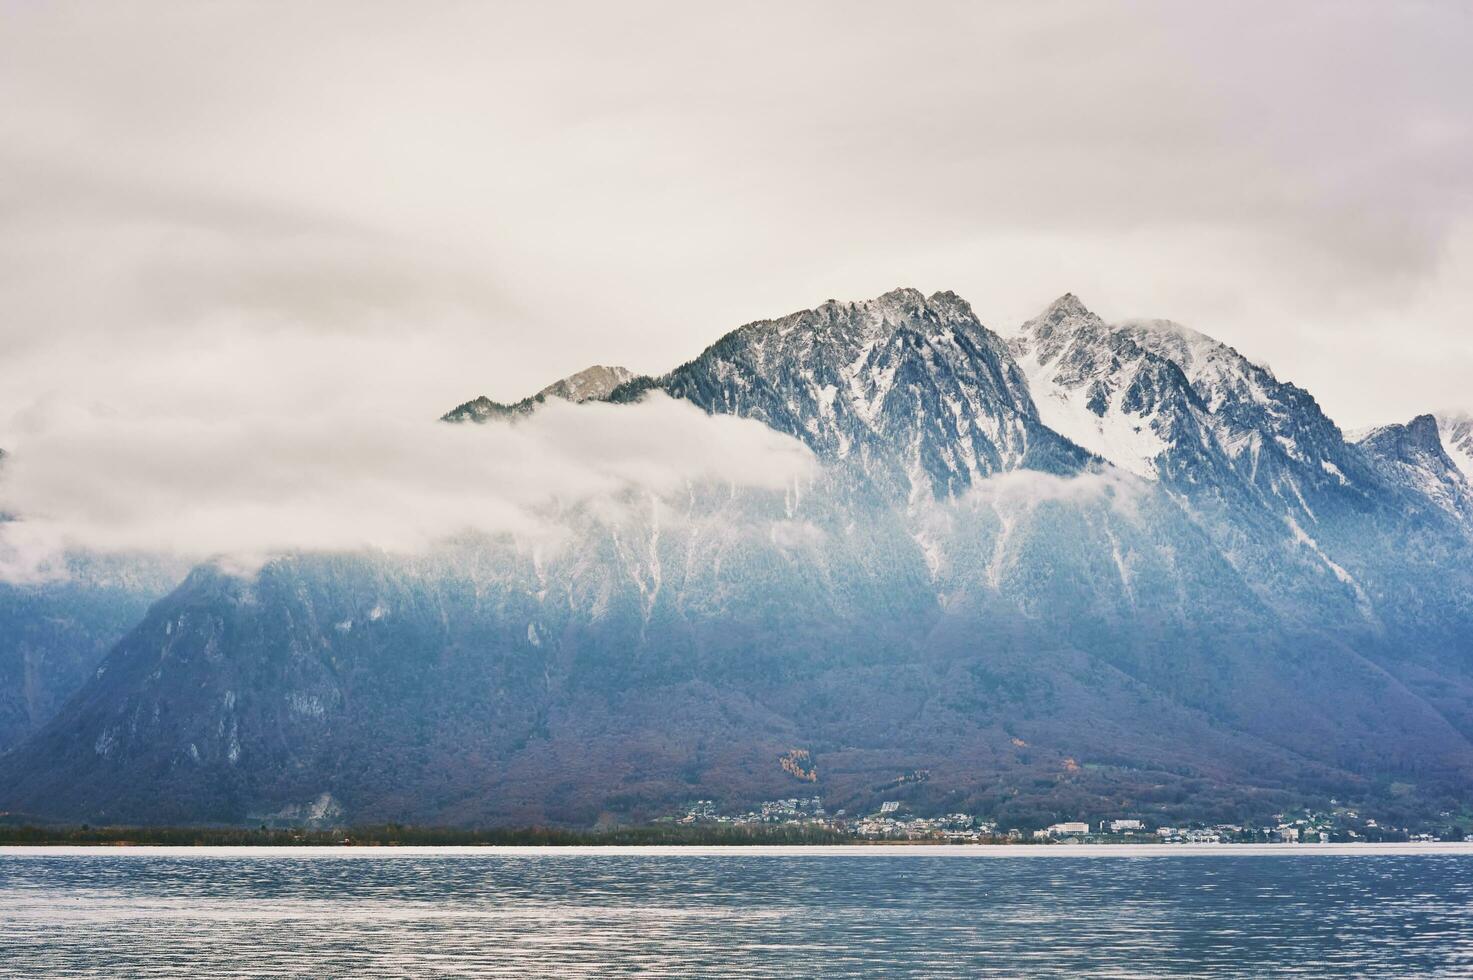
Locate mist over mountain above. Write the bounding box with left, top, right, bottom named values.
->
left=3, top=288, right=1472, bottom=830
left=0, top=559, right=178, bottom=754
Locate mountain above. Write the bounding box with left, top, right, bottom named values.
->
left=1355, top=415, right=1473, bottom=523
left=442, top=365, right=634, bottom=423
left=1013, top=297, right=1473, bottom=633
left=5, top=288, right=1473, bottom=831
left=539, top=364, right=637, bottom=404
left=1010, top=295, right=1213, bottom=481
left=1437, top=412, right=1473, bottom=481
left=612, top=288, right=1092, bottom=501
left=1011, top=295, right=1389, bottom=513
left=0, top=562, right=177, bottom=755
left=0, top=452, right=183, bottom=754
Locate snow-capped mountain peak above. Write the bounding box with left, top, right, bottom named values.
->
left=1011, top=295, right=1201, bottom=479
left=1012, top=296, right=1375, bottom=522
left=1115, top=318, right=1221, bottom=371
left=1356, top=414, right=1473, bottom=521
left=1115, top=318, right=1287, bottom=419
left=1437, top=411, right=1473, bottom=481
left=638, top=287, right=1091, bottom=499
left=1043, top=291, right=1090, bottom=318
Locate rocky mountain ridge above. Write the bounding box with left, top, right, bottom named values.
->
left=4, top=287, right=1473, bottom=829
left=1438, top=412, right=1473, bottom=484
left=442, top=364, right=634, bottom=423
left=1356, top=415, right=1473, bottom=523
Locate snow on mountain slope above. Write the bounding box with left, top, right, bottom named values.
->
left=1010, top=295, right=1215, bottom=480
left=1007, top=295, right=1453, bottom=624
left=15, top=286, right=1473, bottom=828
left=438, top=290, right=1461, bottom=633
left=620, top=287, right=1093, bottom=501
left=1356, top=414, right=1473, bottom=522
left=1012, top=296, right=1381, bottom=528
left=1113, top=317, right=1365, bottom=501
left=1438, top=412, right=1473, bottom=481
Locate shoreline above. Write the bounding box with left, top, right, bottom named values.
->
left=6, top=841, right=1473, bottom=858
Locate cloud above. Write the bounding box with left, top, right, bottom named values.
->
left=0, top=1, right=1468, bottom=442
left=946, top=466, right=1148, bottom=526
left=0, top=394, right=816, bottom=583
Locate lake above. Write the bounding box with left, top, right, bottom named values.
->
left=3, top=844, right=1473, bottom=977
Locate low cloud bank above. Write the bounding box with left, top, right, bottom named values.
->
left=0, top=394, right=815, bottom=583
left=965, top=466, right=1146, bottom=515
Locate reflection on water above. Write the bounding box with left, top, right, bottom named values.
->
left=3, top=846, right=1473, bottom=977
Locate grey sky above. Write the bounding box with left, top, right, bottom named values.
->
left=1, top=0, right=1470, bottom=430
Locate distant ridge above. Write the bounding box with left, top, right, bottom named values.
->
left=441, top=364, right=634, bottom=423
left=5, top=287, right=1473, bottom=830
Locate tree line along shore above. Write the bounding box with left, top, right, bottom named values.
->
left=0, top=824, right=871, bottom=847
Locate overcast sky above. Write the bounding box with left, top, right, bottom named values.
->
left=1, top=0, right=1469, bottom=432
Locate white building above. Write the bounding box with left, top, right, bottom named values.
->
left=1107, top=819, right=1144, bottom=832
left=1047, top=821, right=1089, bottom=836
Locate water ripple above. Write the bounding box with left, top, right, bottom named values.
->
left=3, top=847, right=1473, bottom=977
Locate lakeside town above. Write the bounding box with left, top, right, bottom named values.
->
left=662, top=797, right=1459, bottom=844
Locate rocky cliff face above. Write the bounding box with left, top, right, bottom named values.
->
left=1356, top=415, right=1473, bottom=523
left=5, top=288, right=1473, bottom=829
left=1012, top=295, right=1392, bottom=514
left=539, top=365, right=635, bottom=404
left=614, top=288, right=1092, bottom=501
left=442, top=364, right=635, bottom=423
left=1013, top=296, right=1473, bottom=640
left=1437, top=412, right=1473, bottom=485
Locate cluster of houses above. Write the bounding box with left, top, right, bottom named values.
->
left=672, top=797, right=998, bottom=840
left=1154, top=823, right=1325, bottom=843
left=669, top=799, right=1455, bottom=844
left=850, top=809, right=996, bottom=841
left=675, top=796, right=831, bottom=827
left=1026, top=819, right=1132, bottom=838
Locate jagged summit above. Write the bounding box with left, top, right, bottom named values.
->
left=12, top=285, right=1473, bottom=829
left=730, top=287, right=980, bottom=350
left=437, top=285, right=1466, bottom=547
left=1041, top=292, right=1090, bottom=318
left=1115, top=318, right=1278, bottom=394
left=1011, top=295, right=1201, bottom=479
left=535, top=364, right=634, bottom=403
left=1403, top=414, right=1444, bottom=451
left=1355, top=414, right=1443, bottom=452
left=869, top=285, right=926, bottom=305
left=1015, top=292, right=1099, bottom=333
left=1011, top=293, right=1373, bottom=518
left=623, top=286, right=1090, bottom=498
left=748, top=286, right=988, bottom=349
left=1436, top=411, right=1473, bottom=480
left=1356, top=414, right=1473, bottom=521
left=441, top=286, right=1092, bottom=497
left=442, top=364, right=634, bottom=423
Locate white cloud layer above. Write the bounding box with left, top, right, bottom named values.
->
left=0, top=395, right=815, bottom=583
left=0, top=1, right=1469, bottom=436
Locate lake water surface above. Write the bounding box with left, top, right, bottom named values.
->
left=3, top=844, right=1473, bottom=977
